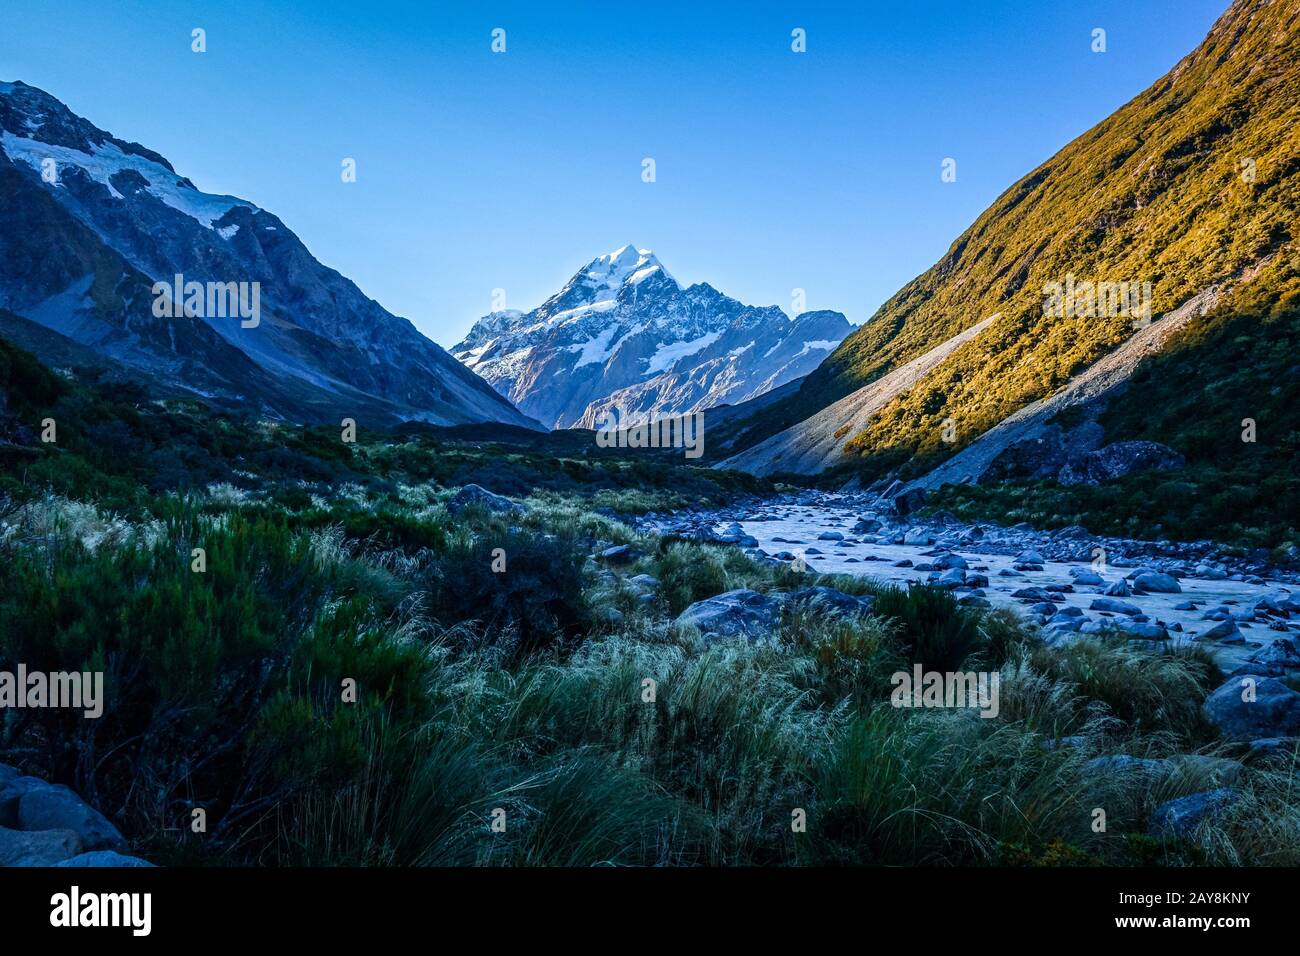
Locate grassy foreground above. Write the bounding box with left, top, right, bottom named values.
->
left=3, top=339, right=1300, bottom=866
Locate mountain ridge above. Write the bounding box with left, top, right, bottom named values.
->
left=0, top=80, right=541, bottom=430
left=453, top=244, right=853, bottom=429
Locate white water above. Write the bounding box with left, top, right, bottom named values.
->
left=727, top=502, right=1295, bottom=672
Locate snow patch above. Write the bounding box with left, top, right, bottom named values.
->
left=569, top=324, right=619, bottom=368
left=644, top=331, right=721, bottom=375
left=0, top=131, right=252, bottom=228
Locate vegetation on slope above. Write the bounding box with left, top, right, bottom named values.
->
left=717, top=0, right=1299, bottom=527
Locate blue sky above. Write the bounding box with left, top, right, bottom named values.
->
left=2, top=0, right=1228, bottom=346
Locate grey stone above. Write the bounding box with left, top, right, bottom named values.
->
left=1197, top=619, right=1244, bottom=643
left=18, top=788, right=126, bottom=852
left=676, top=589, right=784, bottom=642
left=599, top=544, right=641, bottom=565
left=54, top=851, right=155, bottom=867
left=1203, top=675, right=1300, bottom=739
left=1148, top=789, right=1235, bottom=839
left=1133, top=572, right=1182, bottom=594
left=0, top=827, right=84, bottom=866
left=1090, top=597, right=1142, bottom=615
left=786, top=587, right=874, bottom=618
left=446, top=484, right=524, bottom=516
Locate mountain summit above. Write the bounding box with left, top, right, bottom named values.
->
left=0, top=80, right=540, bottom=429
left=453, top=245, right=852, bottom=428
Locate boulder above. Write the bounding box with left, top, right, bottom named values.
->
left=1203, top=675, right=1300, bottom=739
left=1197, top=619, right=1244, bottom=644
left=446, top=484, right=524, bottom=516
left=1090, top=597, right=1142, bottom=616
left=675, top=589, right=784, bottom=642
left=1148, top=789, right=1235, bottom=839
left=1085, top=755, right=1164, bottom=774
left=1102, top=578, right=1132, bottom=597
left=1133, top=571, right=1182, bottom=594
left=816, top=531, right=844, bottom=541
left=599, top=544, right=641, bottom=566
left=1070, top=570, right=1104, bottom=586
left=55, top=851, right=154, bottom=867
left=903, top=527, right=933, bottom=546
left=18, top=787, right=127, bottom=852
left=785, top=587, right=875, bottom=618
left=893, top=488, right=927, bottom=517
left=1058, top=441, right=1185, bottom=486
left=0, top=827, right=84, bottom=867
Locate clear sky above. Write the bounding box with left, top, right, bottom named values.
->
left=1, top=0, right=1229, bottom=347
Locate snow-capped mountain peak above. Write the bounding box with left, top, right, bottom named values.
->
left=452, top=247, right=854, bottom=429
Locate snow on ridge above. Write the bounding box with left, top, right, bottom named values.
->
left=568, top=324, right=620, bottom=368
left=644, top=330, right=721, bottom=375
left=0, top=131, right=252, bottom=229
left=796, top=339, right=839, bottom=357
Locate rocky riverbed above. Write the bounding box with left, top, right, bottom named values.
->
left=639, top=489, right=1300, bottom=676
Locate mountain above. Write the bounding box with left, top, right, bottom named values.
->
left=452, top=244, right=852, bottom=429
left=0, top=81, right=540, bottom=430
left=723, top=0, right=1299, bottom=501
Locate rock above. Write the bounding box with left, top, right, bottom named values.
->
left=446, top=484, right=524, bottom=516
left=1196, top=565, right=1229, bottom=580
left=54, top=851, right=155, bottom=867
left=0, top=764, right=17, bottom=788
left=893, top=488, right=927, bottom=517
left=903, top=527, right=933, bottom=546
left=1203, top=675, right=1300, bottom=739
left=628, top=574, right=660, bottom=590
left=1249, top=637, right=1300, bottom=666
left=965, top=573, right=989, bottom=589
left=1121, top=621, right=1169, bottom=640
left=1046, top=614, right=1083, bottom=632
left=596, top=606, right=625, bottom=626
left=893, top=559, right=913, bottom=568
left=1014, top=550, right=1045, bottom=565
left=1102, top=578, right=1132, bottom=597
left=599, top=544, right=641, bottom=566
left=935, top=568, right=966, bottom=588
left=1197, top=619, right=1244, bottom=643
left=1247, top=738, right=1298, bottom=760
left=1090, top=597, right=1142, bottom=616
left=1070, top=570, right=1104, bottom=586
left=1173, top=601, right=1198, bottom=611
left=1133, top=571, right=1182, bottom=594
left=675, top=589, right=784, bottom=642
left=1148, top=789, right=1235, bottom=839
left=816, top=531, right=844, bottom=541
left=786, top=587, right=874, bottom=618
left=0, top=827, right=84, bottom=866
left=932, top=553, right=969, bottom=570
left=1012, top=587, right=1056, bottom=602
left=852, top=517, right=883, bottom=534
left=1085, top=755, right=1165, bottom=774
left=18, top=787, right=127, bottom=852
left=1058, top=441, right=1185, bottom=486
